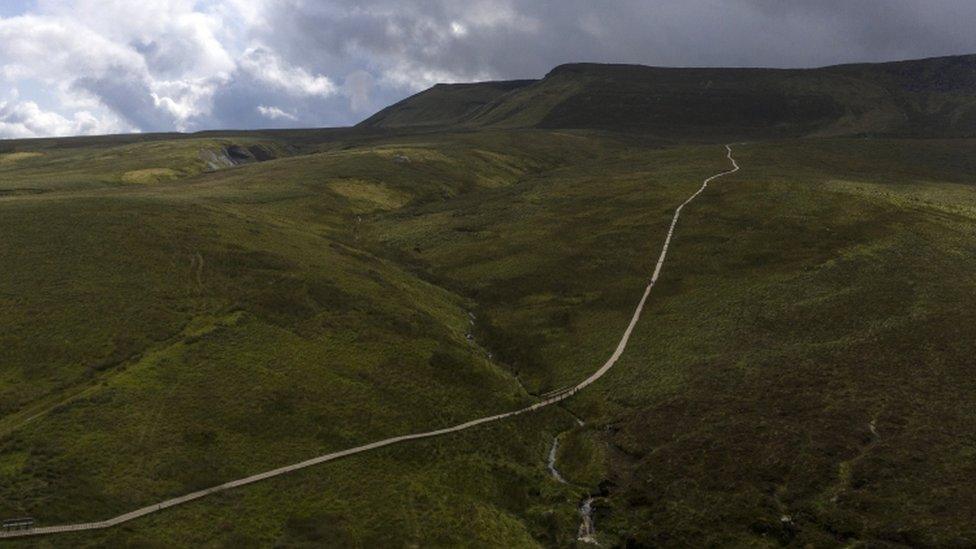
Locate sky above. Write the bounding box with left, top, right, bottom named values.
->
left=1, top=0, right=975, bottom=138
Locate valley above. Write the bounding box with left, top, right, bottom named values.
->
left=1, top=55, right=976, bottom=547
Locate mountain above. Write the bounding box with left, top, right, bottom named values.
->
left=361, top=54, right=976, bottom=139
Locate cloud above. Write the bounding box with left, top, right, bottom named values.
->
left=257, top=105, right=298, bottom=121
left=0, top=14, right=146, bottom=80
left=0, top=99, right=124, bottom=138
left=258, top=0, right=976, bottom=83
left=238, top=46, right=337, bottom=97
left=0, top=4, right=224, bottom=135
left=343, top=70, right=375, bottom=113
left=2, top=0, right=976, bottom=137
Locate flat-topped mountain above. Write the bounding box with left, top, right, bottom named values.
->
left=361, top=54, right=976, bottom=139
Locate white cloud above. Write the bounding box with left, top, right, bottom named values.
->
left=238, top=46, right=337, bottom=97
left=0, top=1, right=246, bottom=136
left=0, top=15, right=147, bottom=80
left=0, top=99, right=127, bottom=138
left=257, top=105, right=298, bottom=121
left=150, top=77, right=226, bottom=129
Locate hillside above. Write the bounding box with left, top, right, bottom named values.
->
left=360, top=54, right=976, bottom=139
left=2, top=56, right=976, bottom=547
left=361, top=80, right=535, bottom=129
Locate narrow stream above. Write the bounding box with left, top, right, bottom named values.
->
left=476, top=310, right=600, bottom=544
left=547, top=435, right=567, bottom=484
left=577, top=497, right=598, bottom=544
left=547, top=425, right=599, bottom=545
left=474, top=308, right=597, bottom=542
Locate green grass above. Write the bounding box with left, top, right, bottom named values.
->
left=0, top=137, right=290, bottom=193
left=1, top=130, right=975, bottom=547
left=365, top=136, right=976, bottom=546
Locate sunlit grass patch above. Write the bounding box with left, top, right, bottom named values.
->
left=121, top=168, right=183, bottom=184
left=328, top=179, right=410, bottom=211
left=0, top=152, right=43, bottom=164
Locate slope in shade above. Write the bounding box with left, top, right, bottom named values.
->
left=360, top=54, right=976, bottom=139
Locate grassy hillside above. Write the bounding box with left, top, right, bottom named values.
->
left=361, top=136, right=976, bottom=546
left=0, top=137, right=294, bottom=194
left=0, top=130, right=627, bottom=546
left=1, top=119, right=975, bottom=545
left=362, top=80, right=534, bottom=129
left=360, top=54, right=976, bottom=140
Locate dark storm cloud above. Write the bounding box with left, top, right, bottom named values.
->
left=235, top=0, right=976, bottom=125
left=732, top=0, right=975, bottom=64
left=260, top=0, right=976, bottom=80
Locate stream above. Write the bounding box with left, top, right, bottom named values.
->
left=470, top=308, right=599, bottom=544
left=577, top=497, right=597, bottom=543
left=547, top=426, right=599, bottom=545
left=547, top=434, right=567, bottom=484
